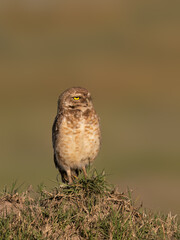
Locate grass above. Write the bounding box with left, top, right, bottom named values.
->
left=0, top=170, right=179, bottom=240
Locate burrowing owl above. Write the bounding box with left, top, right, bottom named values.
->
left=52, top=87, right=101, bottom=183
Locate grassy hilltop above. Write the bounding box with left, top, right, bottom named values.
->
left=0, top=171, right=179, bottom=240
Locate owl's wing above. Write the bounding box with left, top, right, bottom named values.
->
left=52, top=116, right=57, bottom=149
left=52, top=114, right=61, bottom=149
left=52, top=113, right=68, bottom=183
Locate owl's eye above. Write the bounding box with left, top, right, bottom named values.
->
left=73, top=97, right=80, bottom=100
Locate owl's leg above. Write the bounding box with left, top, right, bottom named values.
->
left=82, top=166, right=87, bottom=179
left=66, top=168, right=73, bottom=184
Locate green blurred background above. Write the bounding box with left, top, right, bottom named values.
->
left=0, top=1, right=180, bottom=215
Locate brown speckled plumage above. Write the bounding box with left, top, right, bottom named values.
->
left=52, top=87, right=101, bottom=183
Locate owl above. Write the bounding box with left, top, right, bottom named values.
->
left=52, top=87, right=101, bottom=184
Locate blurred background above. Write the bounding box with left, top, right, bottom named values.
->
left=0, top=0, right=180, bottom=216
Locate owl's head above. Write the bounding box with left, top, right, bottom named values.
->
left=57, top=87, right=93, bottom=112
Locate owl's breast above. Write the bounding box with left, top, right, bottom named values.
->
left=56, top=113, right=100, bottom=169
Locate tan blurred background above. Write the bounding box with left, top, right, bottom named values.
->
left=0, top=0, right=180, bottom=215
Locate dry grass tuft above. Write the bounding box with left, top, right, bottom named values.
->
left=0, top=170, right=179, bottom=239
